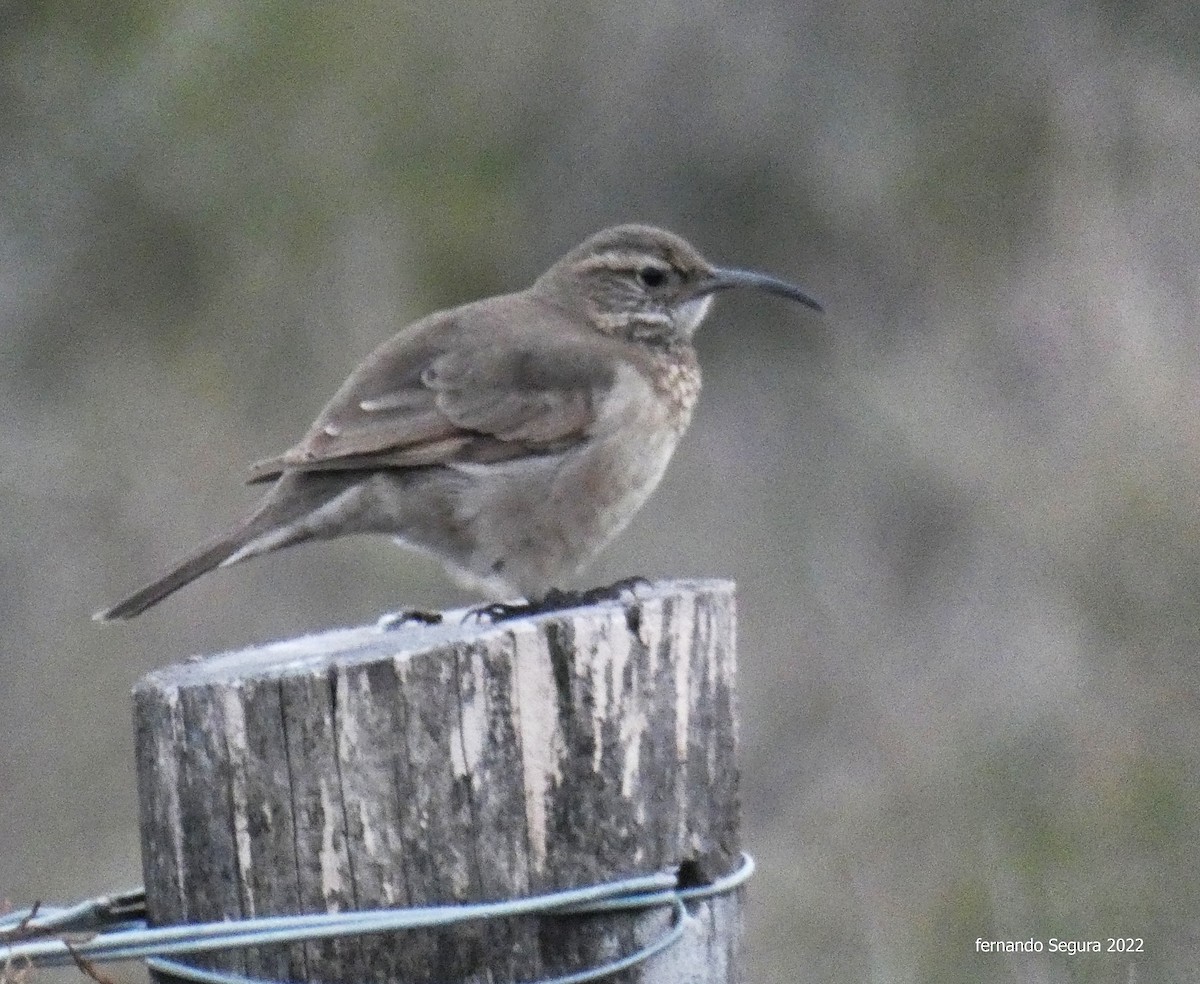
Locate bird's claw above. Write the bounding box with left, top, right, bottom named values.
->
left=377, top=609, right=444, bottom=630
left=464, top=578, right=652, bottom=624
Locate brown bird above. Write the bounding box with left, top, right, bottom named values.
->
left=95, top=224, right=821, bottom=621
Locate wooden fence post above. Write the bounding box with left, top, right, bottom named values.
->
left=133, top=578, right=741, bottom=983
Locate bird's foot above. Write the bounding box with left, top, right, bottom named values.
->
left=377, top=609, right=444, bottom=630
left=578, top=576, right=652, bottom=603
left=466, top=578, right=651, bottom=624
left=466, top=589, right=580, bottom=623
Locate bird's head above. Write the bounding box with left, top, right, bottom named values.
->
left=534, top=223, right=823, bottom=346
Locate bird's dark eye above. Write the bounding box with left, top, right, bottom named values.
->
left=637, top=265, right=667, bottom=288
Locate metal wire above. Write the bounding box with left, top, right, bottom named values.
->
left=0, top=853, right=754, bottom=984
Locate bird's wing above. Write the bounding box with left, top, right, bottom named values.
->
left=247, top=301, right=617, bottom=483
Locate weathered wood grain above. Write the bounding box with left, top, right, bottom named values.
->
left=133, top=578, right=742, bottom=983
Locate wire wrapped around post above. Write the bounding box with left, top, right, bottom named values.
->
left=0, top=857, right=755, bottom=984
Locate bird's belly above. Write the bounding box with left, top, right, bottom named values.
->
left=557, top=429, right=679, bottom=550
left=447, top=427, right=681, bottom=598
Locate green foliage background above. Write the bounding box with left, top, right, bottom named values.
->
left=3, top=2, right=1199, bottom=981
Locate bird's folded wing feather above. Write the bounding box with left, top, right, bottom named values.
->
left=247, top=323, right=616, bottom=483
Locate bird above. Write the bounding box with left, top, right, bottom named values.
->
left=95, top=224, right=822, bottom=622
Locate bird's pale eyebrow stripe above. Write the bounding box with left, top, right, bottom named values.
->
left=578, top=251, right=669, bottom=273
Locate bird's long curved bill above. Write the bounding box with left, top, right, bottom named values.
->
left=701, top=267, right=824, bottom=312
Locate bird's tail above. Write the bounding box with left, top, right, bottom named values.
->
left=93, top=530, right=253, bottom=621
left=94, top=473, right=359, bottom=621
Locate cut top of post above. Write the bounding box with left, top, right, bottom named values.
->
left=136, top=578, right=735, bottom=692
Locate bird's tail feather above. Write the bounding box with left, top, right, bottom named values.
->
left=93, top=530, right=253, bottom=621
left=93, top=473, right=354, bottom=622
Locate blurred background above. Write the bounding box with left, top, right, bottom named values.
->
left=3, top=1, right=1199, bottom=980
